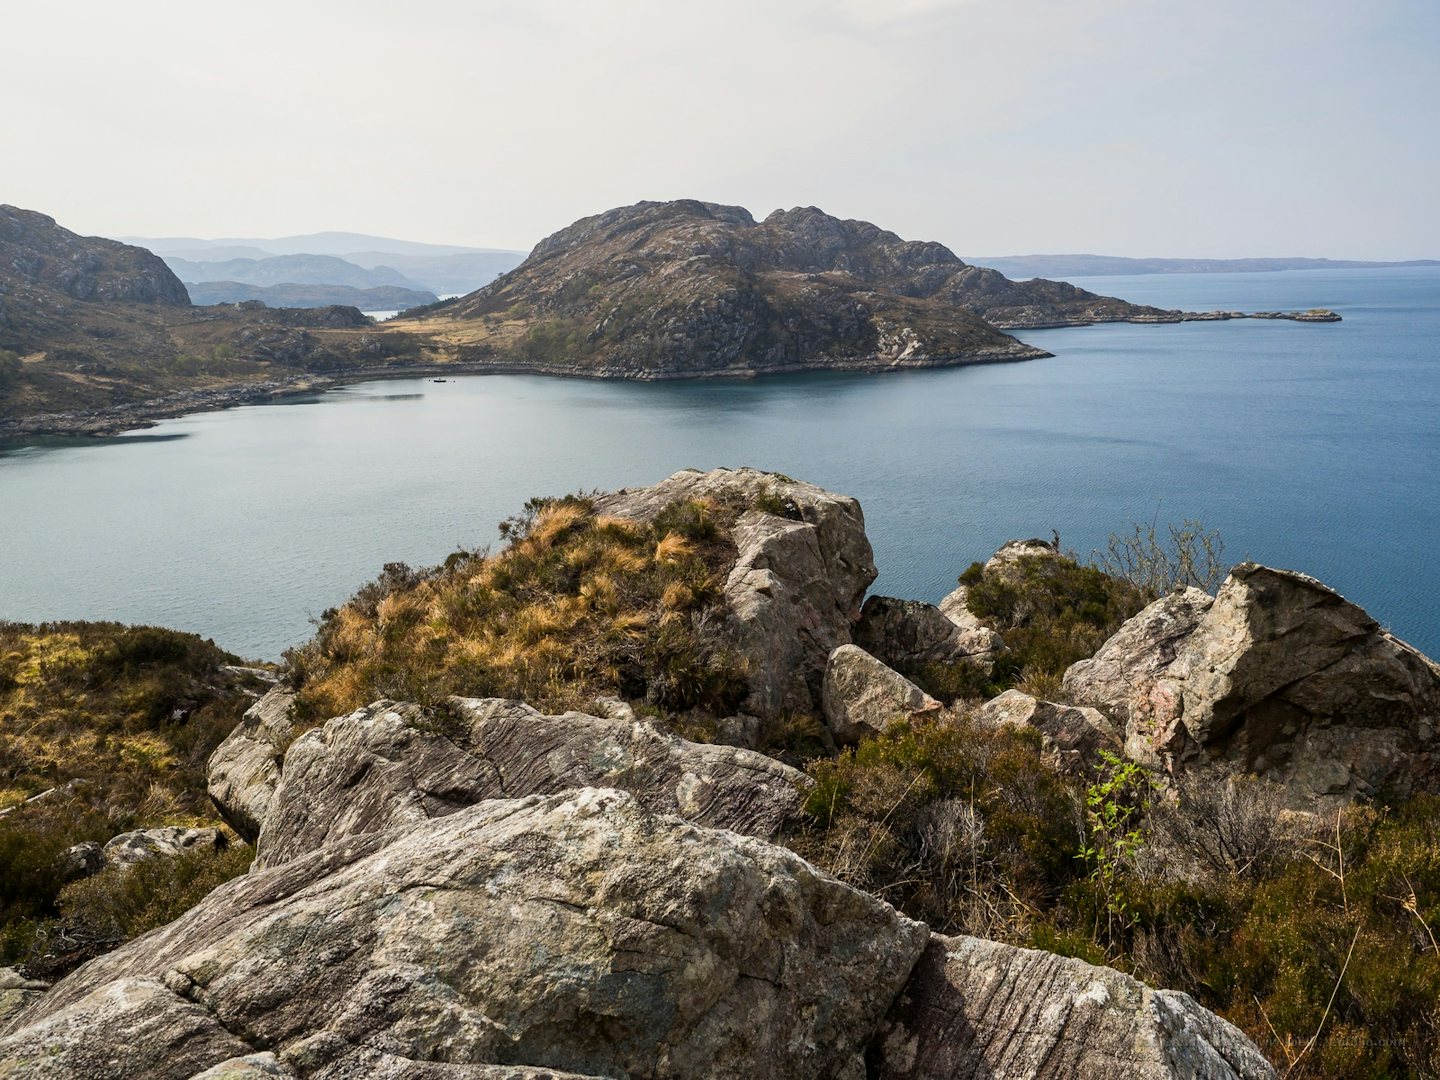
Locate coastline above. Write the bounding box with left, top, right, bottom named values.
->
left=0, top=343, right=1049, bottom=442
left=0, top=306, right=1339, bottom=442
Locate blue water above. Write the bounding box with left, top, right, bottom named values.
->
left=2, top=266, right=1437, bottom=660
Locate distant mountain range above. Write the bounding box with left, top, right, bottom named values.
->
left=127, top=231, right=526, bottom=300
left=962, top=254, right=1440, bottom=279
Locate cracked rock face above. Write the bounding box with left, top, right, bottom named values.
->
left=207, top=688, right=299, bottom=842
left=594, top=467, right=877, bottom=719
left=869, top=933, right=1276, bottom=1080
left=252, top=696, right=810, bottom=869
left=1063, top=565, right=1440, bottom=804
left=1, top=789, right=930, bottom=1080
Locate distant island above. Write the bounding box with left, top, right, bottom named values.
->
left=965, top=253, right=1440, bottom=279
left=0, top=200, right=1341, bottom=438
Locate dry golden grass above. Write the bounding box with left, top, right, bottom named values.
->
left=286, top=495, right=753, bottom=726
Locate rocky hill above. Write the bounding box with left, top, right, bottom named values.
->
left=3, top=469, right=1438, bottom=1077
left=0, top=206, right=433, bottom=429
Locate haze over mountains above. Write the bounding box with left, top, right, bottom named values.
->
left=127, top=231, right=527, bottom=308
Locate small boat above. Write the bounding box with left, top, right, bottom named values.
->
left=431, top=378, right=448, bottom=383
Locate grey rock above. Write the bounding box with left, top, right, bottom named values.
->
left=869, top=933, right=1275, bottom=1079
left=187, top=1053, right=298, bottom=1079
left=853, top=595, right=1002, bottom=674
left=3, top=789, right=929, bottom=1080
left=985, top=537, right=1061, bottom=572
left=822, top=644, right=941, bottom=744
left=254, top=696, right=809, bottom=868
left=974, top=689, right=1120, bottom=771
left=937, top=583, right=993, bottom=637
left=0, top=977, right=255, bottom=1078
left=207, top=688, right=299, bottom=841
left=1063, top=565, right=1440, bottom=804
left=102, top=827, right=224, bottom=871
left=594, top=468, right=876, bottom=718
left=1062, top=587, right=1216, bottom=744
left=60, top=840, right=104, bottom=879
left=0, top=969, right=47, bottom=1026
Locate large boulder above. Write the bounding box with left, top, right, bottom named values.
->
left=207, top=688, right=299, bottom=841
left=254, top=696, right=810, bottom=869
left=1063, top=565, right=1440, bottom=804
left=869, top=933, right=1275, bottom=1080
left=593, top=468, right=876, bottom=718
left=822, top=644, right=941, bottom=744
left=1, top=788, right=930, bottom=1080
left=974, top=689, right=1120, bottom=771
left=853, top=595, right=1002, bottom=674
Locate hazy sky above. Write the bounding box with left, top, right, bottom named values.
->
left=4, top=0, right=1437, bottom=258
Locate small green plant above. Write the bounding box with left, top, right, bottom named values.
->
left=1078, top=751, right=1154, bottom=947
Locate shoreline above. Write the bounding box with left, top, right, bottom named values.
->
left=0, top=305, right=1340, bottom=442
left=0, top=344, right=1049, bottom=441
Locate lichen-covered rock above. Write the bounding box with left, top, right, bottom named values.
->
left=595, top=468, right=877, bottom=718
left=2, top=789, right=930, bottom=1080
left=869, top=934, right=1275, bottom=1079
left=853, top=595, right=1002, bottom=673
left=254, top=697, right=810, bottom=868
left=822, top=645, right=941, bottom=744
left=101, top=827, right=224, bottom=871
left=1063, top=566, right=1440, bottom=804
left=974, top=689, right=1120, bottom=771
left=206, top=688, right=299, bottom=841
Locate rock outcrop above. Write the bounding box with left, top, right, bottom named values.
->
left=1063, top=565, right=1440, bottom=803
left=870, top=933, right=1276, bottom=1079
left=822, top=645, right=942, bottom=744
left=974, top=689, right=1120, bottom=771
left=853, top=595, right=1003, bottom=675
left=252, top=696, right=809, bottom=868
left=208, top=688, right=300, bottom=842
left=595, top=467, right=876, bottom=719
left=1, top=788, right=930, bottom=1080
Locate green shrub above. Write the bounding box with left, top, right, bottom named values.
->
left=794, top=717, right=1085, bottom=939
left=960, top=554, right=1148, bottom=695
left=18, top=842, right=254, bottom=979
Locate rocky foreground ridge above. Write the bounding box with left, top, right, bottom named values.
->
left=4, top=468, right=1437, bottom=1078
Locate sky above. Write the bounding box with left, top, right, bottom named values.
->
left=2, top=0, right=1437, bottom=258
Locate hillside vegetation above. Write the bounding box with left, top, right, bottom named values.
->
left=0, top=623, right=265, bottom=973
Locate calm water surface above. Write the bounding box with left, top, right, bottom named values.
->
left=3, top=266, right=1438, bottom=660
